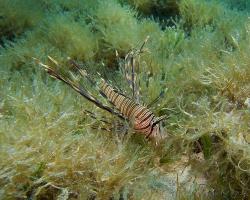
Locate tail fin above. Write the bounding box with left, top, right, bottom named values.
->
left=37, top=57, right=125, bottom=120
left=68, top=58, right=130, bottom=108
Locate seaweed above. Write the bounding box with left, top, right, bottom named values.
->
left=0, top=0, right=250, bottom=199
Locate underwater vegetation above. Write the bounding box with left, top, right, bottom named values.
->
left=0, top=0, right=250, bottom=199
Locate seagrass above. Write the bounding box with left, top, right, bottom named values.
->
left=38, top=38, right=166, bottom=143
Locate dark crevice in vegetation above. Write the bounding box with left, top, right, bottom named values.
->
left=223, top=0, right=250, bottom=12
left=122, top=0, right=181, bottom=29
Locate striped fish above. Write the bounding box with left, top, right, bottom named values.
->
left=98, top=78, right=166, bottom=139
left=37, top=37, right=166, bottom=142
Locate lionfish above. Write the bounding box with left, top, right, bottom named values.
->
left=38, top=37, right=166, bottom=143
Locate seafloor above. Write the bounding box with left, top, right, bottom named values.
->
left=0, top=0, right=249, bottom=199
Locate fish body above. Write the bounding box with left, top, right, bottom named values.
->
left=38, top=37, right=166, bottom=143
left=99, top=79, right=163, bottom=139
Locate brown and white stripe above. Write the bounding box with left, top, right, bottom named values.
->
left=38, top=36, right=166, bottom=142
left=99, top=79, right=163, bottom=139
